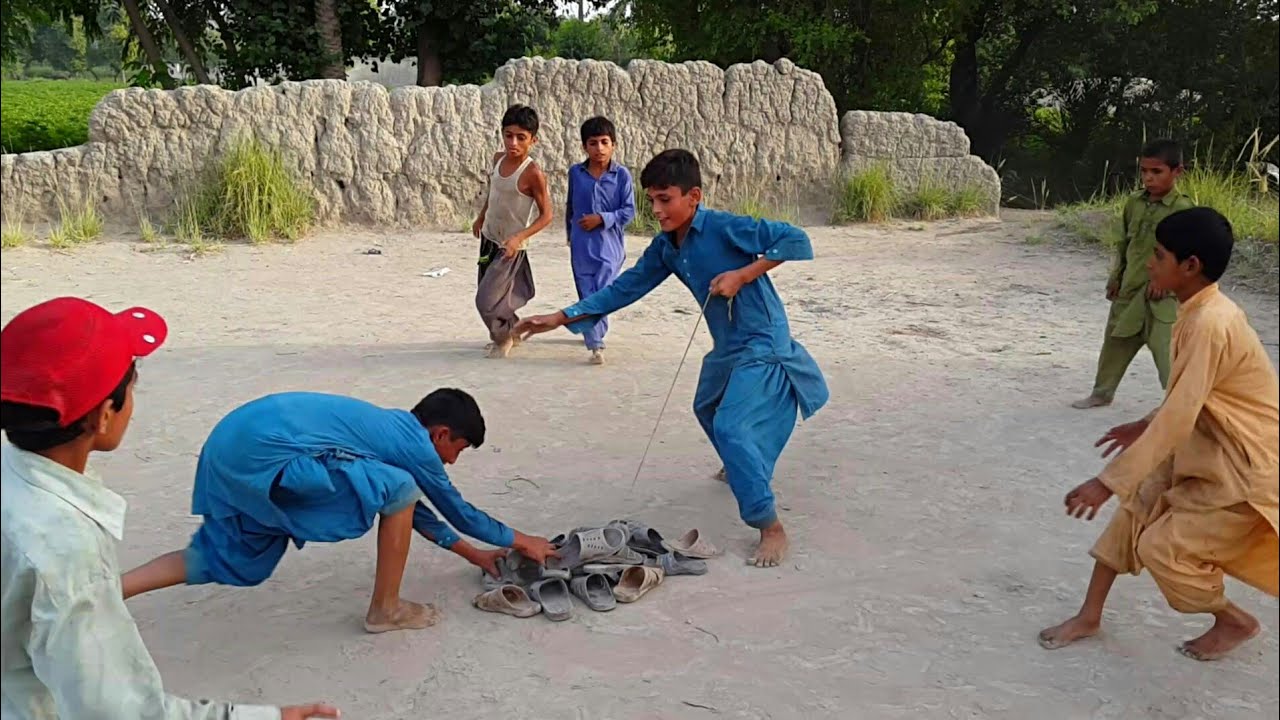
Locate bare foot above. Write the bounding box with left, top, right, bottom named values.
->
left=1177, top=609, right=1261, bottom=661
left=1038, top=614, right=1101, bottom=649
left=589, top=349, right=605, bottom=365
left=486, top=337, right=514, bottom=359
left=1071, top=394, right=1112, bottom=409
left=364, top=599, right=441, bottom=634
left=749, top=522, right=788, bottom=568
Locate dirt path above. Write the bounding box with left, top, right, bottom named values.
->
left=3, top=210, right=1277, bottom=719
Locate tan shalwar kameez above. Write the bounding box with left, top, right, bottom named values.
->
left=1092, top=284, right=1279, bottom=614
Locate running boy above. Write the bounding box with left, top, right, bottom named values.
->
left=1073, top=139, right=1195, bottom=409
left=122, top=390, right=557, bottom=633
left=472, top=104, right=554, bottom=359
left=1041, top=208, right=1278, bottom=661
left=566, top=116, right=636, bottom=365
left=1, top=297, right=337, bottom=719
left=516, top=149, right=829, bottom=568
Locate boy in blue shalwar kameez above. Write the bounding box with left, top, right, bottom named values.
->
left=517, top=149, right=828, bottom=567
left=565, top=116, right=636, bottom=365
left=121, top=389, right=557, bottom=633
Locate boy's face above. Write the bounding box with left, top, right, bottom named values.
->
left=429, top=426, right=471, bottom=465
left=1147, top=241, right=1197, bottom=295
left=1139, top=157, right=1181, bottom=198
left=502, top=125, right=536, bottom=160
left=91, top=376, right=136, bottom=452
left=583, top=135, right=615, bottom=166
left=645, top=185, right=702, bottom=233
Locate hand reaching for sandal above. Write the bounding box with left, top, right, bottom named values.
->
left=512, top=532, right=559, bottom=565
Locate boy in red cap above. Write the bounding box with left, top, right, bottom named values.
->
left=1, top=297, right=338, bottom=720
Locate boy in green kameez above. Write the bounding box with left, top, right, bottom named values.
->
left=1073, top=139, right=1195, bottom=409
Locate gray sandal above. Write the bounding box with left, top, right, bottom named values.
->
left=646, top=552, right=708, bottom=576
left=569, top=573, right=617, bottom=612
left=547, top=526, right=628, bottom=571
left=528, top=578, right=573, bottom=621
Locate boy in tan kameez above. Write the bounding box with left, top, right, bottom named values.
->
left=1040, top=207, right=1279, bottom=661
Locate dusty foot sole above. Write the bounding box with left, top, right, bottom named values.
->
left=364, top=600, right=441, bottom=634
left=1037, top=616, right=1100, bottom=649
left=749, top=528, right=789, bottom=568
left=1071, top=395, right=1112, bottom=409
left=589, top=350, right=605, bottom=365
left=1177, top=618, right=1261, bottom=661
left=486, top=338, right=514, bottom=359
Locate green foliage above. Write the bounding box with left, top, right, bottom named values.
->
left=174, top=136, right=315, bottom=244
left=631, top=183, right=660, bottom=235
left=731, top=189, right=800, bottom=224
left=833, top=165, right=896, bottom=223
left=0, top=78, right=120, bottom=152
left=898, top=181, right=951, bottom=221
left=48, top=194, right=104, bottom=248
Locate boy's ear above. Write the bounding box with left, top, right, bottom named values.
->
left=89, top=399, right=113, bottom=436
left=688, top=187, right=704, bottom=204
left=1183, top=254, right=1203, bottom=276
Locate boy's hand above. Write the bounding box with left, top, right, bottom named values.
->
left=471, top=216, right=484, bottom=239
left=515, top=311, right=568, bottom=339
left=1105, top=280, right=1119, bottom=300
left=1064, top=478, right=1114, bottom=520
left=511, top=532, right=559, bottom=565
left=1096, top=420, right=1149, bottom=458
left=578, top=214, right=604, bottom=231
left=470, top=547, right=507, bottom=578
left=709, top=269, right=747, bottom=298
left=281, top=703, right=340, bottom=720
left=502, top=236, right=523, bottom=258
left=1145, top=284, right=1168, bottom=300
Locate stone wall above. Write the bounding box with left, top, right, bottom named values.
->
left=0, top=58, right=1000, bottom=229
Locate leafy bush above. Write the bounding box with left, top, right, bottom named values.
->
left=0, top=79, right=121, bottom=152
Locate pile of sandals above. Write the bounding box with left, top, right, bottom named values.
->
left=472, top=519, right=720, bottom=621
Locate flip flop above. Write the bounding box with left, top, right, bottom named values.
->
left=528, top=578, right=573, bottom=622
left=579, top=563, right=626, bottom=584
left=646, top=552, right=708, bottom=577
left=569, top=573, right=617, bottom=612
left=547, top=526, right=628, bottom=571
left=665, top=529, right=721, bottom=559
left=614, top=565, right=665, bottom=603
left=473, top=585, right=541, bottom=618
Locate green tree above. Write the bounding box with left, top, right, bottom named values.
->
left=387, top=0, right=557, bottom=86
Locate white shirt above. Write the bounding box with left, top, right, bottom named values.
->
left=1, top=444, right=279, bottom=720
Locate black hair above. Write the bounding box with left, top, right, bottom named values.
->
left=1155, top=207, right=1234, bottom=282
left=640, top=149, right=701, bottom=193
left=0, top=362, right=137, bottom=452
left=580, top=116, right=616, bottom=145
left=1141, top=139, right=1183, bottom=169
left=410, top=388, right=485, bottom=448
left=501, top=104, right=539, bottom=136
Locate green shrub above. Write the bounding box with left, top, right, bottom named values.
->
left=631, top=184, right=660, bottom=235
left=0, top=79, right=121, bottom=152
left=947, top=186, right=988, bottom=217
left=173, top=136, right=315, bottom=243
left=833, top=164, right=895, bottom=223
left=898, top=181, right=951, bottom=221
left=1180, top=166, right=1279, bottom=244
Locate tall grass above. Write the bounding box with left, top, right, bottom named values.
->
left=173, top=136, right=315, bottom=244
left=631, top=184, right=660, bottom=235
left=833, top=164, right=896, bottom=223
left=731, top=186, right=800, bottom=224
left=48, top=195, right=103, bottom=249
left=1, top=204, right=34, bottom=248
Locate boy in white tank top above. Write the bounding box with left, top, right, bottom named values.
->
left=471, top=104, right=554, bottom=359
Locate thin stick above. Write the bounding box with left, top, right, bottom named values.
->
left=631, top=293, right=715, bottom=489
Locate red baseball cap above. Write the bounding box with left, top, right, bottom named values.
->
left=1, top=297, right=168, bottom=427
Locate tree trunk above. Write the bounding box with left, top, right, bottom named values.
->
left=314, top=0, right=346, bottom=80
left=118, top=0, right=176, bottom=89
left=152, top=0, right=211, bottom=84
left=415, top=24, right=442, bottom=86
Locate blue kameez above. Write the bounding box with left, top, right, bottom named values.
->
left=562, top=206, right=829, bottom=528
left=185, top=392, right=513, bottom=586
left=566, top=161, right=636, bottom=350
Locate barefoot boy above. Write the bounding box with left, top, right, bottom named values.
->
left=1041, top=207, right=1278, bottom=661
left=517, top=149, right=829, bottom=568
left=122, top=389, right=557, bottom=633
left=472, top=104, right=554, bottom=359
left=566, top=116, right=637, bottom=365
left=1, top=298, right=337, bottom=719
left=1073, top=139, right=1194, bottom=409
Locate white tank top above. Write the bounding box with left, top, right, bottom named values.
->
left=480, top=156, right=537, bottom=249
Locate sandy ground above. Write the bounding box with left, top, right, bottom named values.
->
left=2, top=210, right=1278, bottom=720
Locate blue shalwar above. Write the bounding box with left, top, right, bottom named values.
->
left=562, top=206, right=829, bottom=529
left=565, top=161, right=636, bottom=350
left=184, top=392, right=514, bottom=586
